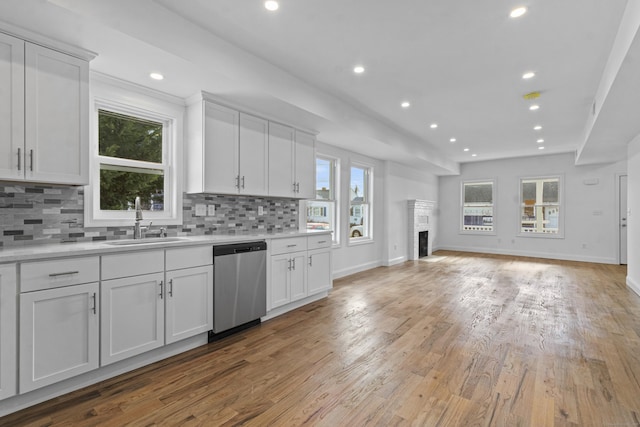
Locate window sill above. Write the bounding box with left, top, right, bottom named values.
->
left=517, top=232, right=564, bottom=239
left=347, top=237, right=375, bottom=247
left=459, top=230, right=497, bottom=236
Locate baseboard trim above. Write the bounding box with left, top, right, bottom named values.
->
left=384, top=256, right=406, bottom=267
left=628, top=275, right=640, bottom=298
left=333, top=260, right=382, bottom=279
left=434, top=245, right=618, bottom=265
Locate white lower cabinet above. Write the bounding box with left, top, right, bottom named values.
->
left=19, top=282, right=99, bottom=393
left=307, top=248, right=332, bottom=295
left=0, top=264, right=17, bottom=400
left=270, top=252, right=307, bottom=309
left=100, top=272, right=165, bottom=366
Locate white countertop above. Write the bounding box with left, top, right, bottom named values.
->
left=0, top=230, right=332, bottom=263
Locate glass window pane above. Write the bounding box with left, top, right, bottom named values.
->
left=307, top=201, right=334, bottom=231
left=543, top=180, right=558, bottom=203
left=350, top=167, right=366, bottom=203
left=100, top=167, right=164, bottom=211
left=522, top=181, right=536, bottom=203
left=349, top=203, right=368, bottom=238
left=464, top=183, right=492, bottom=204
left=316, top=158, right=332, bottom=200
left=98, top=109, right=163, bottom=163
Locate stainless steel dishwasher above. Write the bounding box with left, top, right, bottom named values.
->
left=211, top=241, right=267, bottom=340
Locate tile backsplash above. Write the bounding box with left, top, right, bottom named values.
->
left=0, top=183, right=299, bottom=248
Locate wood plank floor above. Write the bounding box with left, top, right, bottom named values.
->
left=2, top=250, right=640, bottom=426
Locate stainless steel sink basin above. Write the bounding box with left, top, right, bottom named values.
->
left=105, top=237, right=187, bottom=246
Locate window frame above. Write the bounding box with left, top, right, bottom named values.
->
left=517, top=174, right=564, bottom=238
left=348, top=162, right=373, bottom=245
left=460, top=179, right=496, bottom=235
left=305, top=154, right=340, bottom=245
left=85, top=77, right=183, bottom=227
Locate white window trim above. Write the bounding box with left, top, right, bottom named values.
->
left=85, top=75, right=184, bottom=227
left=517, top=174, right=564, bottom=239
left=348, top=161, right=374, bottom=246
left=460, top=179, right=497, bottom=236
left=302, top=154, right=341, bottom=246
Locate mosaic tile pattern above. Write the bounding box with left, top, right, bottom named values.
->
left=0, top=183, right=299, bottom=248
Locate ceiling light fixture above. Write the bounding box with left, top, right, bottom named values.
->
left=537, top=139, right=544, bottom=143
left=353, top=65, right=365, bottom=74
left=529, top=104, right=540, bottom=111
left=149, top=72, right=164, bottom=80
left=471, top=154, right=478, bottom=157
left=265, top=1, right=279, bottom=11
left=534, top=125, right=542, bottom=130
left=450, top=138, right=457, bottom=143
left=401, top=101, right=411, bottom=108
left=522, top=71, right=535, bottom=79
left=510, top=6, right=527, bottom=18
left=464, top=148, right=470, bottom=152
left=430, top=123, right=438, bottom=129
left=538, top=146, right=545, bottom=150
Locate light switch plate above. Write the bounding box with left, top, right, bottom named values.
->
left=195, top=204, right=206, bottom=217
left=207, top=205, right=216, bottom=216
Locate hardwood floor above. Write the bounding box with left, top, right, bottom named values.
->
left=2, top=250, right=640, bottom=426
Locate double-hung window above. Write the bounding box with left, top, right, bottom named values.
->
left=461, top=180, right=495, bottom=232
left=519, top=176, right=562, bottom=236
left=349, top=164, right=372, bottom=241
left=85, top=78, right=182, bottom=227
left=306, top=156, right=339, bottom=243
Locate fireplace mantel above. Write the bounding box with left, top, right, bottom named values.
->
left=408, top=199, right=436, bottom=260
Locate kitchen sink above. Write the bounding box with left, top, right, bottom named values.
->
left=105, top=237, right=187, bottom=246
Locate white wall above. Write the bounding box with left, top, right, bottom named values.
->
left=627, top=136, right=640, bottom=295
left=438, top=153, right=627, bottom=263
left=383, top=161, right=439, bottom=265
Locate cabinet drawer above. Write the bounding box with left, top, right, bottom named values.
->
left=307, top=234, right=331, bottom=250
left=20, top=256, right=99, bottom=293
left=102, top=250, right=164, bottom=280
left=166, top=246, right=213, bottom=271
left=270, top=237, right=307, bottom=255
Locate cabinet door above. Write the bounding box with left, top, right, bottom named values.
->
left=290, top=253, right=307, bottom=302
left=101, top=273, right=165, bottom=366
left=294, top=130, right=316, bottom=199
left=165, top=266, right=213, bottom=344
left=239, top=113, right=269, bottom=196
left=203, top=102, right=240, bottom=194
left=270, top=254, right=291, bottom=309
left=24, top=43, right=89, bottom=185
left=268, top=122, right=295, bottom=198
left=0, top=33, right=24, bottom=181
left=19, top=282, right=99, bottom=393
left=307, top=249, right=332, bottom=295
left=0, top=264, right=17, bottom=400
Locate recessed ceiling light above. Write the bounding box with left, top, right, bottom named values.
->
left=149, top=72, right=164, bottom=80
left=538, top=146, right=545, bottom=150
left=353, top=65, right=365, bottom=74
left=265, top=1, right=279, bottom=11
left=537, top=138, right=544, bottom=143
left=529, top=104, right=540, bottom=111
left=430, top=123, right=438, bottom=129
left=471, top=153, right=478, bottom=157
left=401, top=101, right=411, bottom=108
left=464, top=148, right=470, bottom=152
left=450, top=138, right=457, bottom=143
left=510, top=6, right=527, bottom=18
left=522, top=71, right=535, bottom=79
left=534, top=125, right=542, bottom=130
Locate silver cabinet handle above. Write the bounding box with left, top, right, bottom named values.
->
left=30, top=149, right=33, bottom=172
left=169, top=279, right=173, bottom=297
left=308, top=255, right=313, bottom=267
left=296, top=182, right=300, bottom=193
left=91, top=293, right=97, bottom=314
left=49, top=271, right=79, bottom=277
left=287, top=244, right=297, bottom=248
left=159, top=281, right=164, bottom=299
left=17, top=148, right=21, bottom=171
left=292, top=258, right=296, bottom=270
left=241, top=176, right=245, bottom=189
left=287, top=259, right=292, bottom=271
left=235, top=175, right=240, bottom=189
left=317, top=240, right=326, bottom=244
left=622, top=224, right=627, bottom=228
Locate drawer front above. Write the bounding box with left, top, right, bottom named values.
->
left=270, top=237, right=307, bottom=255
left=307, top=234, right=332, bottom=250
left=20, top=257, right=100, bottom=293
left=101, top=250, right=164, bottom=280
left=166, top=246, right=213, bottom=271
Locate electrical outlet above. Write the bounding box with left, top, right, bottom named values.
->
left=195, top=204, right=206, bottom=217
left=207, top=205, right=216, bottom=216
left=258, top=206, right=264, bottom=216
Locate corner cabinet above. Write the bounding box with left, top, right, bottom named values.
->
left=268, top=234, right=332, bottom=312
left=186, top=99, right=268, bottom=196
left=0, top=32, right=90, bottom=185
left=268, top=124, right=316, bottom=199
left=0, top=264, right=17, bottom=400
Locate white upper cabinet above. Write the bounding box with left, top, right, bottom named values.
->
left=239, top=112, right=269, bottom=195
left=0, top=33, right=24, bottom=181
left=0, top=31, right=90, bottom=185
left=268, top=124, right=316, bottom=198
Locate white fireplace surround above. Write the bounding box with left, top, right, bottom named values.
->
left=408, top=199, right=436, bottom=260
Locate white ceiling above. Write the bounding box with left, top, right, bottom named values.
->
left=1, top=0, right=637, bottom=175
